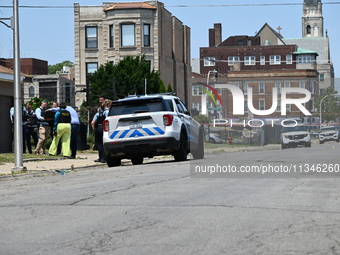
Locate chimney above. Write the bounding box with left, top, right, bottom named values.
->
left=209, top=28, right=215, bottom=47
left=214, top=23, right=222, bottom=46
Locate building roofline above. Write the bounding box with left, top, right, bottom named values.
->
left=104, top=2, right=157, bottom=11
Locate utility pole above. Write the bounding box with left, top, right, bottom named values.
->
left=12, top=0, right=26, bottom=173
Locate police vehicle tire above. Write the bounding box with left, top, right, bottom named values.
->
left=131, top=157, right=144, bottom=165
left=192, top=130, right=204, bottom=160
left=107, top=155, right=121, bottom=167
left=174, top=130, right=188, bottom=162
left=305, top=142, right=311, bottom=147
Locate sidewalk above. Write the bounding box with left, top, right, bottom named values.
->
left=0, top=153, right=106, bottom=176
left=0, top=144, right=281, bottom=176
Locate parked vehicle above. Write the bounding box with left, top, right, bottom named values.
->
left=209, top=133, right=223, bottom=144
left=281, top=124, right=311, bottom=149
left=319, top=126, right=339, bottom=144
left=102, top=94, right=204, bottom=167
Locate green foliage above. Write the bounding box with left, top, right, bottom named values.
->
left=88, top=55, right=161, bottom=105
left=48, top=60, right=73, bottom=74
left=25, top=97, right=49, bottom=110
left=167, top=84, right=173, bottom=92
left=194, top=114, right=209, bottom=124
left=159, top=80, right=166, bottom=93
left=314, top=87, right=340, bottom=123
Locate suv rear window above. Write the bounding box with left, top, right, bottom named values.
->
left=108, top=97, right=173, bottom=116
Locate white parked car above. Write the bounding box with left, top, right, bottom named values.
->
left=319, top=126, right=339, bottom=144
left=102, top=94, right=204, bottom=167
left=209, top=133, right=223, bottom=144
left=281, top=124, right=311, bottom=149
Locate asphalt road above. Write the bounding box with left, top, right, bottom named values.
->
left=1, top=143, right=340, bottom=255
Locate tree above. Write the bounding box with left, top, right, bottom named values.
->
left=167, top=84, right=173, bottom=93
left=159, top=80, right=166, bottom=93
left=88, top=55, right=161, bottom=105
left=314, top=87, right=340, bottom=124
left=48, top=60, right=73, bottom=74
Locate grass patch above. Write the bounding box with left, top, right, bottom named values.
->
left=0, top=153, right=61, bottom=164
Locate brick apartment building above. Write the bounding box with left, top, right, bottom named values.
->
left=74, top=1, right=191, bottom=108
left=192, top=0, right=334, bottom=121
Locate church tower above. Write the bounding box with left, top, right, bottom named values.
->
left=302, top=0, right=324, bottom=37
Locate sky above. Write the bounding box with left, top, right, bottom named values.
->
left=0, top=0, right=339, bottom=83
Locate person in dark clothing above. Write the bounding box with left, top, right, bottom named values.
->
left=91, top=99, right=112, bottom=163
left=25, top=104, right=38, bottom=154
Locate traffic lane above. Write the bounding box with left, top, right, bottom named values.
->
left=1, top=146, right=340, bottom=254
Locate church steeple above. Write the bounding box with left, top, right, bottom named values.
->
left=302, top=0, right=323, bottom=37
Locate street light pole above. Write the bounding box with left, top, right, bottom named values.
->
left=12, top=0, right=26, bottom=173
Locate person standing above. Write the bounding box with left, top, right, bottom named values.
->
left=92, top=99, right=112, bottom=163
left=34, top=101, right=50, bottom=155
left=67, top=105, right=80, bottom=159
left=25, top=104, right=38, bottom=154
left=10, top=106, right=28, bottom=153
left=49, top=102, right=72, bottom=157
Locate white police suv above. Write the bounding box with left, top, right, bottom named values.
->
left=281, top=124, right=311, bottom=149
left=102, top=94, right=204, bottom=167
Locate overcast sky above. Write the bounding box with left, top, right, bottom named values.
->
left=0, top=0, right=339, bottom=85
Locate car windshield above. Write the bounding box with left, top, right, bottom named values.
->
left=282, top=125, right=308, bottom=132
left=108, top=97, right=172, bottom=116
left=321, top=127, right=336, bottom=131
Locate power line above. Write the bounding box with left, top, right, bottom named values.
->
left=0, top=2, right=340, bottom=8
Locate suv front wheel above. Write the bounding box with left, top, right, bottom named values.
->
left=174, top=130, right=188, bottom=161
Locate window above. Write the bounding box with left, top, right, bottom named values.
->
left=276, top=99, right=281, bottom=112
left=228, top=56, right=240, bottom=65
left=233, top=82, right=240, bottom=88
left=86, top=26, right=98, bottom=48
left=310, top=81, right=315, bottom=94
left=244, top=56, right=255, bottom=65
left=192, top=85, right=203, bottom=95
left=297, top=55, right=312, bottom=64
left=299, top=82, right=305, bottom=88
left=243, top=83, right=248, bottom=95
left=270, top=55, right=281, bottom=65
left=260, top=56, right=265, bottom=65
left=109, top=25, right=114, bottom=48
left=143, top=24, right=151, bottom=47
left=259, top=99, right=265, bottom=111
left=306, top=25, right=311, bottom=35
left=121, top=24, right=135, bottom=46
left=29, top=86, right=35, bottom=98
left=86, top=62, right=98, bottom=74
left=204, top=57, right=216, bottom=66
left=284, top=82, right=290, bottom=93
left=286, top=55, right=293, bottom=64
left=192, top=102, right=202, bottom=112
left=237, top=40, right=243, bottom=46
left=275, top=82, right=281, bottom=94
left=309, top=99, right=314, bottom=111
left=259, top=83, right=265, bottom=94
left=244, top=101, right=248, bottom=112
left=319, top=73, right=325, bottom=82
